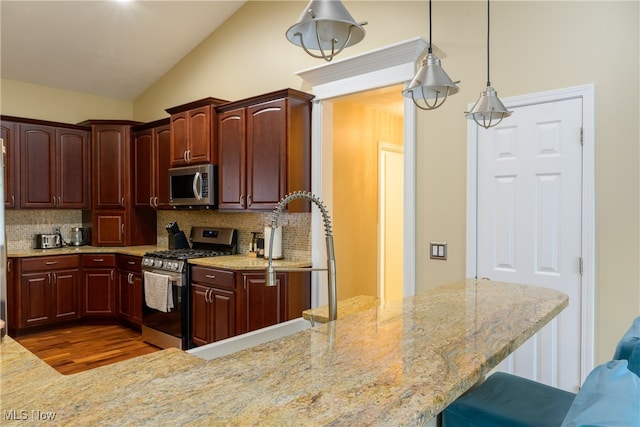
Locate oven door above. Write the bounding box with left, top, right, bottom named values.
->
left=141, top=269, right=190, bottom=350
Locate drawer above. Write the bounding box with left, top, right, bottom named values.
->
left=21, top=255, right=80, bottom=272
left=117, top=254, right=142, bottom=272
left=191, top=266, right=235, bottom=290
left=82, top=254, right=116, bottom=268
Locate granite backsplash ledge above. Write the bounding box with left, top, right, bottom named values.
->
left=5, top=209, right=311, bottom=260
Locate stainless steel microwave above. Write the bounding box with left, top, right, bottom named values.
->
left=169, top=164, right=217, bottom=208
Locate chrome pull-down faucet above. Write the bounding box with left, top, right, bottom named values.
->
left=265, top=191, right=337, bottom=322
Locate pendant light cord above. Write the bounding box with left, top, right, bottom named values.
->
left=428, top=0, right=433, bottom=54
left=486, top=0, right=491, bottom=87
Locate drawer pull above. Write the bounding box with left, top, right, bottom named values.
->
left=45, top=261, right=58, bottom=265
left=93, top=259, right=105, bottom=262
left=205, top=275, right=216, bottom=279
left=128, top=261, right=136, bottom=265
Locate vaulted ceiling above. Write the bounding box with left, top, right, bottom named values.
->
left=0, top=1, right=246, bottom=100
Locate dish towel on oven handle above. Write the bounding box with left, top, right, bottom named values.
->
left=143, top=271, right=175, bottom=312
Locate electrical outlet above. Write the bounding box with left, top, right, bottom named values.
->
left=430, top=242, right=447, bottom=260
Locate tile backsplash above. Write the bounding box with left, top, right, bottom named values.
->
left=6, top=209, right=312, bottom=260
left=6, top=210, right=84, bottom=251
left=157, top=210, right=311, bottom=260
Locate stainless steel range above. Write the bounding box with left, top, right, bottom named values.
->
left=141, top=226, right=237, bottom=350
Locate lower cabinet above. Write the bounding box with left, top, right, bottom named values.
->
left=190, top=266, right=311, bottom=347
left=17, top=255, right=81, bottom=329
left=117, top=255, right=143, bottom=326
left=190, top=267, right=236, bottom=347
left=81, top=254, right=117, bottom=317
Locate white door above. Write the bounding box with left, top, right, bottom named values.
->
left=476, top=97, right=583, bottom=392
left=378, top=142, right=404, bottom=303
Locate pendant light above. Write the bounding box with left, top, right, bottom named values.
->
left=465, top=0, right=512, bottom=128
left=402, top=0, right=459, bottom=110
left=286, top=0, right=367, bottom=62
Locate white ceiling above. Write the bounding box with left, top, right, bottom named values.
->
left=0, top=0, right=247, bottom=100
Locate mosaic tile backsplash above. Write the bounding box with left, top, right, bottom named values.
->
left=6, top=209, right=312, bottom=260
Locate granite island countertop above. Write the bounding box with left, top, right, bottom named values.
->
left=0, top=279, right=568, bottom=426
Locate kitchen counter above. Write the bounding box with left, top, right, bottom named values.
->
left=7, top=247, right=311, bottom=271
left=303, top=294, right=380, bottom=324
left=7, top=245, right=161, bottom=258
left=188, top=254, right=311, bottom=270
left=0, top=279, right=567, bottom=425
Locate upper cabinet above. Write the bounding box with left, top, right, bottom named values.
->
left=165, top=97, right=227, bottom=167
left=0, top=117, right=90, bottom=210
left=133, top=119, right=171, bottom=210
left=216, top=89, right=314, bottom=212
left=1, top=120, right=19, bottom=208
left=80, top=120, right=156, bottom=247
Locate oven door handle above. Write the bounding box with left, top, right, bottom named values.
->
left=193, top=172, right=202, bottom=201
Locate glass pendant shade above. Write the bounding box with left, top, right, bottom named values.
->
left=465, top=85, right=512, bottom=128
left=403, top=52, right=460, bottom=110
left=286, top=0, right=367, bottom=62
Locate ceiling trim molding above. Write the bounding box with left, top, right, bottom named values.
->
left=295, top=37, right=427, bottom=100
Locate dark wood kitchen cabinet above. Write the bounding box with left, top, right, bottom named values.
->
left=217, top=89, right=313, bottom=212
left=19, top=123, right=90, bottom=209
left=190, top=266, right=236, bottom=347
left=80, top=120, right=156, bottom=246
left=16, top=255, right=81, bottom=330
left=133, top=119, right=171, bottom=210
left=81, top=254, right=117, bottom=317
left=238, top=270, right=311, bottom=334
left=166, top=97, right=227, bottom=168
left=1, top=120, right=19, bottom=208
left=117, top=254, right=143, bottom=326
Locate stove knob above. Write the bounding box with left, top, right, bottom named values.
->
left=173, top=262, right=180, bottom=271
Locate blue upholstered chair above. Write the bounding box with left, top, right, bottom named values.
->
left=443, top=315, right=640, bottom=427
left=442, top=372, right=576, bottom=427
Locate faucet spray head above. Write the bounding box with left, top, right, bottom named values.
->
left=265, top=264, right=277, bottom=287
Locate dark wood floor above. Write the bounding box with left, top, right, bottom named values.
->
left=15, top=324, right=160, bottom=375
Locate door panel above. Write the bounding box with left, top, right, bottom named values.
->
left=476, top=97, right=583, bottom=392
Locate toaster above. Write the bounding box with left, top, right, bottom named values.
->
left=34, top=233, right=62, bottom=249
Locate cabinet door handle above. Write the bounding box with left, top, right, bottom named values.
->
left=121, top=197, right=126, bottom=208
left=205, top=274, right=216, bottom=279
left=153, top=197, right=158, bottom=208
left=45, top=261, right=58, bottom=265
left=111, top=270, right=114, bottom=281
left=150, top=197, right=153, bottom=207
left=11, top=195, right=14, bottom=205
left=247, top=194, right=252, bottom=206
left=187, top=150, right=191, bottom=162
left=58, top=196, right=61, bottom=206
left=183, top=151, right=188, bottom=163
left=128, top=273, right=133, bottom=284
left=7, top=260, right=11, bottom=273
left=52, top=273, right=56, bottom=286
left=240, top=195, right=244, bottom=206
left=121, top=224, right=125, bottom=235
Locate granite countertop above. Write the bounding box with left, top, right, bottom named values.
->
left=303, top=294, right=380, bottom=324
left=0, top=279, right=567, bottom=425
left=7, top=247, right=311, bottom=271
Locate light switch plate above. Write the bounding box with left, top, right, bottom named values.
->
left=430, top=242, right=447, bottom=260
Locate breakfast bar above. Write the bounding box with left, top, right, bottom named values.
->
left=1, top=279, right=568, bottom=425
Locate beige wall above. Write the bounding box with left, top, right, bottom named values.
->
left=332, top=99, right=404, bottom=301
left=0, top=79, right=132, bottom=123
left=2, top=1, right=638, bottom=366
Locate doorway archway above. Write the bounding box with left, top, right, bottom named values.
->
left=295, top=37, right=426, bottom=307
